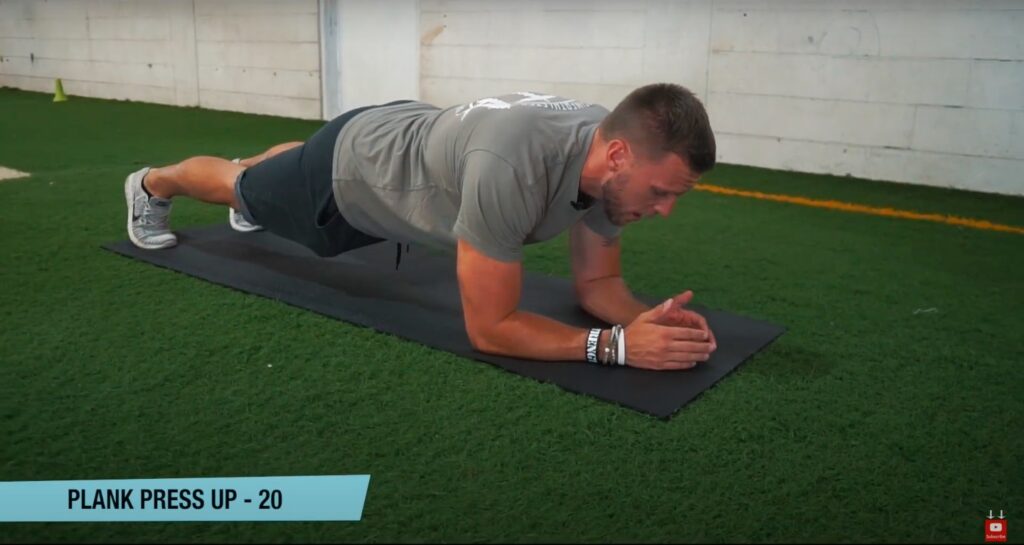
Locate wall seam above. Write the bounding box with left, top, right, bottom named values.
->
left=703, top=0, right=714, bottom=104
left=317, top=0, right=324, bottom=119
left=191, top=0, right=200, bottom=106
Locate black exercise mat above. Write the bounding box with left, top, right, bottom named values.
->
left=103, top=224, right=785, bottom=419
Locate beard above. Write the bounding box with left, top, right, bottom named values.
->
left=601, top=172, right=632, bottom=226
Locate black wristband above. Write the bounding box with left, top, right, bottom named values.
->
left=586, top=328, right=601, bottom=363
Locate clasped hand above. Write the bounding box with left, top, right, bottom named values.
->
left=624, top=290, right=717, bottom=371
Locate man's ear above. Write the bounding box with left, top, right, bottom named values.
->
left=606, top=139, right=630, bottom=173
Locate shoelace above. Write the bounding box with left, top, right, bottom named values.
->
left=139, top=198, right=171, bottom=229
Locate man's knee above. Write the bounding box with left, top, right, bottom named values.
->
left=268, top=141, right=304, bottom=158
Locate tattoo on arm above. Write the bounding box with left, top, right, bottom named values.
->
left=601, top=236, right=618, bottom=248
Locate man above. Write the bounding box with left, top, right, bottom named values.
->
left=124, top=83, right=718, bottom=371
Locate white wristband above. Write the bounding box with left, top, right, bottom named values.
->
left=616, top=325, right=626, bottom=366
left=586, top=328, right=601, bottom=364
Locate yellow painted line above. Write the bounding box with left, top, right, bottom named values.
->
left=695, top=183, right=1024, bottom=235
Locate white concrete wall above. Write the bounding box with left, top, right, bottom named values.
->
left=0, top=0, right=198, bottom=106
left=323, top=0, right=419, bottom=118
left=0, top=0, right=321, bottom=119
left=708, top=0, right=1024, bottom=196
left=419, top=0, right=1024, bottom=196
left=2, top=0, right=1021, bottom=195
left=419, top=0, right=712, bottom=116
left=194, top=0, right=321, bottom=119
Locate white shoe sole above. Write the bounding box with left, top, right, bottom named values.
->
left=124, top=169, right=177, bottom=250
left=228, top=158, right=262, bottom=232
left=229, top=209, right=263, bottom=233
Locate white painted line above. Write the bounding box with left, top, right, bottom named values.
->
left=0, top=166, right=30, bottom=181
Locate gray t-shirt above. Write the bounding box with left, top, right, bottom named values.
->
left=332, top=92, right=621, bottom=262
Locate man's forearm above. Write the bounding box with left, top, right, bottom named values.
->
left=578, top=276, right=650, bottom=326
left=472, top=310, right=612, bottom=363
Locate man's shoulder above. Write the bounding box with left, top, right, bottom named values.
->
left=455, top=91, right=606, bottom=122
left=460, top=93, right=603, bottom=150
left=357, top=100, right=441, bottom=118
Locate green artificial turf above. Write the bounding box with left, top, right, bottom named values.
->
left=0, top=87, right=1021, bottom=543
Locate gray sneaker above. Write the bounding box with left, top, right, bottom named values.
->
left=228, top=157, right=263, bottom=232
left=124, top=166, right=177, bottom=249
left=229, top=207, right=263, bottom=232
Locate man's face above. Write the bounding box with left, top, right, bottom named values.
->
left=601, top=147, right=700, bottom=226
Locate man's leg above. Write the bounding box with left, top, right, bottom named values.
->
left=124, top=156, right=244, bottom=250
left=143, top=156, right=243, bottom=207
left=237, top=141, right=303, bottom=167
left=124, top=141, right=304, bottom=249
left=228, top=142, right=304, bottom=232
left=143, top=140, right=305, bottom=204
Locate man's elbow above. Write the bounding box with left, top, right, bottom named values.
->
left=465, top=322, right=498, bottom=354
left=467, top=329, right=488, bottom=353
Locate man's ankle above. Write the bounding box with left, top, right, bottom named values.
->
left=141, top=170, right=155, bottom=198
left=141, top=168, right=172, bottom=200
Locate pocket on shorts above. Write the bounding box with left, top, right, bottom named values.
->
left=315, top=193, right=342, bottom=229
left=306, top=195, right=343, bottom=257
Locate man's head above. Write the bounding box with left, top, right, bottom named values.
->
left=591, top=83, right=716, bottom=226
